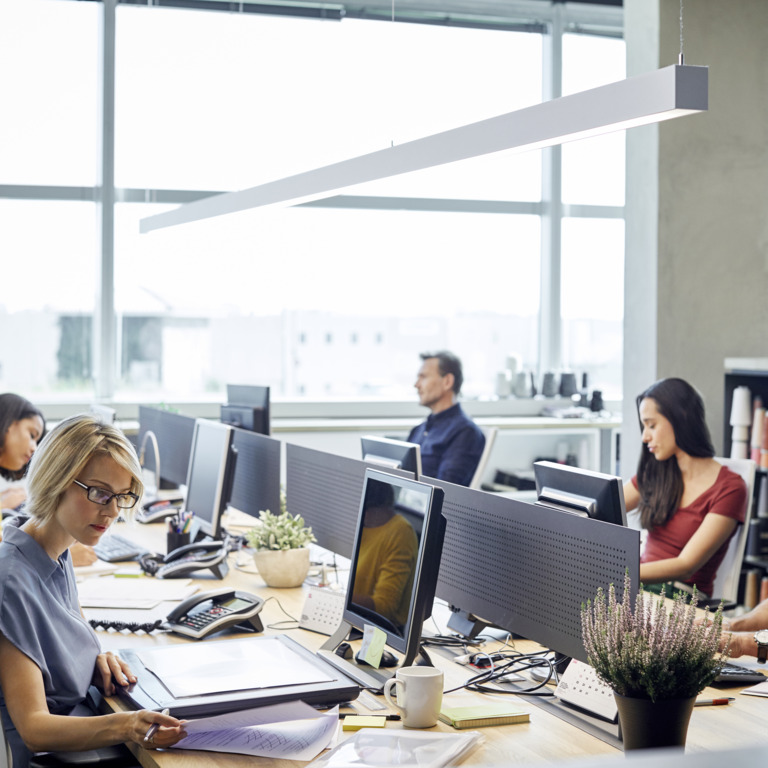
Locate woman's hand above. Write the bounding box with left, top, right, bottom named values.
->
left=1, top=486, right=26, bottom=511
left=71, top=542, right=98, bottom=567
left=127, top=710, right=186, bottom=750
left=92, top=652, right=137, bottom=696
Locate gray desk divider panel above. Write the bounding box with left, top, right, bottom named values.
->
left=228, top=428, right=281, bottom=520
left=285, top=443, right=413, bottom=559
left=138, top=406, right=197, bottom=488
left=431, top=479, right=641, bottom=664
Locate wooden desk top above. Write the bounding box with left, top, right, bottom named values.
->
left=84, top=522, right=768, bottom=768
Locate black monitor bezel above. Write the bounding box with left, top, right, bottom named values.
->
left=533, top=461, right=627, bottom=527
left=182, top=419, right=237, bottom=540
left=360, top=435, right=422, bottom=480
left=343, top=468, right=445, bottom=662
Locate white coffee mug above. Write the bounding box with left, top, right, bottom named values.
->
left=383, top=666, right=443, bottom=728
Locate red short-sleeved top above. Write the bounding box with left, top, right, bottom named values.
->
left=632, top=464, right=747, bottom=597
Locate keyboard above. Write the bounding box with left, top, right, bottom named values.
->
left=94, top=533, right=148, bottom=563
left=714, top=662, right=767, bottom=685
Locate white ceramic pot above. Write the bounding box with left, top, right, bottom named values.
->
left=253, top=547, right=310, bottom=588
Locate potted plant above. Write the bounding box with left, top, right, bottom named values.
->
left=245, top=492, right=316, bottom=588
left=581, top=571, right=729, bottom=750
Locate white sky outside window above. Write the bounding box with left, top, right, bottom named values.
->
left=0, top=0, right=98, bottom=186
left=561, top=34, right=626, bottom=207
left=115, top=7, right=543, bottom=199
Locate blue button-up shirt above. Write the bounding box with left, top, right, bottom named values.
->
left=408, top=404, right=485, bottom=487
left=0, top=519, right=101, bottom=767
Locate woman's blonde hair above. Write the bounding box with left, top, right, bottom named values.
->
left=25, top=414, right=143, bottom=524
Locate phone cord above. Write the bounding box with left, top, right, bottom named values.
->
left=89, top=618, right=167, bottom=634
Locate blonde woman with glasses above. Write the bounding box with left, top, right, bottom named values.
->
left=0, top=414, right=185, bottom=767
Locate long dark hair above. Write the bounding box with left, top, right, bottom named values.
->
left=0, top=393, right=46, bottom=481
left=636, top=378, right=715, bottom=529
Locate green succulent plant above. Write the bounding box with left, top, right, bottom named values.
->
left=245, top=492, right=316, bottom=551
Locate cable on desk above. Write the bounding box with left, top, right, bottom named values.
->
left=421, top=634, right=486, bottom=651
left=443, top=650, right=557, bottom=697
left=260, top=595, right=301, bottom=630
left=89, top=618, right=168, bottom=634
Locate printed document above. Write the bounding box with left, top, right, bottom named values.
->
left=172, top=701, right=339, bottom=760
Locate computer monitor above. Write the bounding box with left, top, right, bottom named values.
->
left=138, top=406, right=196, bottom=488
left=221, top=384, right=270, bottom=436
left=285, top=443, right=415, bottom=559
left=533, top=461, right=627, bottom=526
left=318, top=468, right=445, bottom=688
left=430, top=478, right=640, bottom=662
left=227, top=428, right=281, bottom=521
left=361, top=436, right=422, bottom=480
left=182, top=420, right=238, bottom=541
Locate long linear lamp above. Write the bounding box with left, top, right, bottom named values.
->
left=140, top=64, right=707, bottom=233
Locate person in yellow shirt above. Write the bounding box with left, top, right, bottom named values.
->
left=351, top=479, right=418, bottom=629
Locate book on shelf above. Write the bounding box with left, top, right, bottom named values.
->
left=438, top=702, right=530, bottom=729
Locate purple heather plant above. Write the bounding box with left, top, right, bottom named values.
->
left=581, top=571, right=729, bottom=702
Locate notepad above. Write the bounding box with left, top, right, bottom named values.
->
left=438, top=703, right=530, bottom=729
left=341, top=715, right=387, bottom=731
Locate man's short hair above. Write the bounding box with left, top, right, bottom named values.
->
left=420, top=350, right=463, bottom=395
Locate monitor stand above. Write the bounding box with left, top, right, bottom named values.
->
left=317, top=620, right=432, bottom=692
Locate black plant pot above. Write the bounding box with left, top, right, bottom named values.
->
left=614, top=692, right=696, bottom=751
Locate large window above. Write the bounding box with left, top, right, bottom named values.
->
left=0, top=0, right=625, bottom=405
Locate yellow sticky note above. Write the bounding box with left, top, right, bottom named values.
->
left=359, top=624, right=387, bottom=668
left=342, top=716, right=386, bottom=731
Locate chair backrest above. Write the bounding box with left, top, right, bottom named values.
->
left=469, top=427, right=498, bottom=490
left=710, top=457, right=757, bottom=604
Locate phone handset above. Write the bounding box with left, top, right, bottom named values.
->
left=138, top=539, right=231, bottom=580
left=165, top=587, right=265, bottom=639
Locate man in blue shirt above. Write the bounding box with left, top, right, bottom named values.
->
left=407, top=351, right=485, bottom=487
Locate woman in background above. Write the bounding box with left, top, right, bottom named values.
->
left=0, top=393, right=97, bottom=566
left=0, top=393, right=45, bottom=513
left=624, top=377, right=747, bottom=597
left=0, top=414, right=185, bottom=766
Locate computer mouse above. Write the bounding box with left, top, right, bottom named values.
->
left=354, top=649, right=399, bottom=668
left=335, top=642, right=353, bottom=660
left=379, top=649, right=399, bottom=668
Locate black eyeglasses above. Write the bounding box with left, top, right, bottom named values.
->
left=72, top=479, right=139, bottom=509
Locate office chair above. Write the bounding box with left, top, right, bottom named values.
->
left=469, top=427, right=498, bottom=490
left=699, top=457, right=757, bottom=611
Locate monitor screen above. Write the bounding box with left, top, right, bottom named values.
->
left=221, top=384, right=270, bottom=436
left=227, top=428, right=281, bottom=521
left=533, top=461, right=627, bottom=526
left=285, top=443, right=414, bottom=559
left=138, top=406, right=196, bottom=488
left=361, top=436, right=422, bottom=480
left=343, top=469, right=445, bottom=664
left=183, top=420, right=237, bottom=540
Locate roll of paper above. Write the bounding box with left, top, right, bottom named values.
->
left=730, top=386, right=753, bottom=427
left=752, top=407, right=766, bottom=457
left=758, top=474, right=768, bottom=520
left=730, top=439, right=748, bottom=460
left=745, top=569, right=760, bottom=609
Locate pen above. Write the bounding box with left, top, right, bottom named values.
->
left=693, top=698, right=734, bottom=707
left=338, top=713, right=400, bottom=720
left=144, top=708, right=170, bottom=742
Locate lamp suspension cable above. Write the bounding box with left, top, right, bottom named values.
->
left=679, top=0, right=685, bottom=65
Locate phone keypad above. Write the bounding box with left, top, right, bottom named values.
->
left=180, top=602, right=234, bottom=630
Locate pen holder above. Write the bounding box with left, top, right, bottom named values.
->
left=167, top=532, right=190, bottom=553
